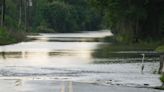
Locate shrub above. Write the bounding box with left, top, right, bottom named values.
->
left=156, top=46, right=164, bottom=53
left=160, top=74, right=164, bottom=86
left=0, top=27, right=26, bottom=45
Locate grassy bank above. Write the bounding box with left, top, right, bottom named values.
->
left=103, top=36, right=163, bottom=51
left=92, top=43, right=159, bottom=59
left=156, top=46, right=164, bottom=53
left=0, top=28, right=26, bottom=45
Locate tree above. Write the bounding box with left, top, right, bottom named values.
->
left=90, top=0, right=164, bottom=43
left=24, top=0, right=27, bottom=31
left=42, top=0, right=102, bottom=32
left=1, top=0, right=5, bottom=27
left=18, top=0, right=22, bottom=29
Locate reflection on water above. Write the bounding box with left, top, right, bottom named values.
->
left=0, top=44, right=96, bottom=66
left=0, top=31, right=112, bottom=67
left=0, top=31, right=162, bottom=88
left=0, top=51, right=69, bottom=59
left=92, top=44, right=159, bottom=64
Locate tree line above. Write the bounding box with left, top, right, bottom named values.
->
left=0, top=0, right=33, bottom=31
left=90, top=0, right=164, bottom=43
left=36, top=0, right=103, bottom=32
left=0, top=0, right=103, bottom=33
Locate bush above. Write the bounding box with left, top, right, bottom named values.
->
left=156, top=46, right=164, bottom=53
left=0, top=27, right=26, bottom=45
left=160, top=74, right=164, bottom=86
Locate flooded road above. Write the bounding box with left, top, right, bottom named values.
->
left=0, top=31, right=163, bottom=92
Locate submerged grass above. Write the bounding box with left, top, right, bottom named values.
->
left=92, top=43, right=159, bottom=58
left=93, top=36, right=161, bottom=59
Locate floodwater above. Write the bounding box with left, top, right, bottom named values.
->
left=0, top=31, right=163, bottom=92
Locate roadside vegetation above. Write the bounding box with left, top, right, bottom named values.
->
left=1, top=0, right=164, bottom=46
left=89, top=1, right=164, bottom=66
left=156, top=46, right=164, bottom=53
left=0, top=27, right=26, bottom=45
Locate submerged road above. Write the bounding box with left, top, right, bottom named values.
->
left=0, top=80, right=162, bottom=92
left=0, top=31, right=163, bottom=92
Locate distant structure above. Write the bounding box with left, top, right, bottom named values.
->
left=29, top=0, right=33, bottom=7
left=141, top=54, right=145, bottom=74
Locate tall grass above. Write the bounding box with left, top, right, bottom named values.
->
left=156, top=46, right=164, bottom=52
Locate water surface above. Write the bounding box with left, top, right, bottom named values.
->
left=0, top=31, right=162, bottom=89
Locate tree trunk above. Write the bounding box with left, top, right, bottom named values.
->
left=24, top=0, right=27, bottom=31
left=158, top=55, right=164, bottom=74
left=1, top=0, right=5, bottom=27
left=18, top=0, right=23, bottom=29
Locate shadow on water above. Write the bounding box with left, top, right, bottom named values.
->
left=91, top=44, right=160, bottom=64
left=0, top=51, right=72, bottom=59
left=0, top=43, right=160, bottom=64
left=31, top=37, right=104, bottom=42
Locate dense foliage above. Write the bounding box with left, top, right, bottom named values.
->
left=1, top=0, right=103, bottom=33
left=90, top=0, right=164, bottom=43
left=41, top=0, right=102, bottom=32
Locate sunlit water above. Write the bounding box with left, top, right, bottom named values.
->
left=0, top=31, right=161, bottom=88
